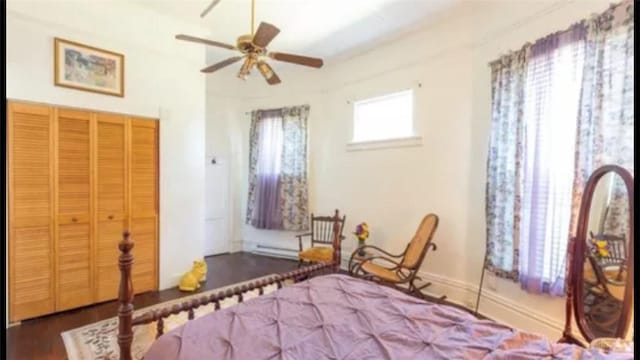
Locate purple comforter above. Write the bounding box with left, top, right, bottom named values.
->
left=144, top=274, right=631, bottom=359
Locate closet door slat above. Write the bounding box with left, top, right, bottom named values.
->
left=9, top=101, right=55, bottom=322
left=129, top=118, right=159, bottom=294
left=95, top=113, right=127, bottom=303
left=55, top=108, right=93, bottom=311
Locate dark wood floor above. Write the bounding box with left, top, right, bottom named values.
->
left=5, top=252, right=484, bottom=359
left=5, top=252, right=299, bottom=360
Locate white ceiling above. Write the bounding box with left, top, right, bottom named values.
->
left=131, top=0, right=459, bottom=68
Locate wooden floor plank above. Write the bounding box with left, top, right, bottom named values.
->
left=5, top=252, right=299, bottom=359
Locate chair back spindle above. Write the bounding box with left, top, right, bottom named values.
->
left=310, top=212, right=345, bottom=246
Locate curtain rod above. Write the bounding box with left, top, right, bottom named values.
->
left=244, top=104, right=310, bottom=116
left=488, top=0, right=630, bottom=67
left=244, top=107, right=281, bottom=115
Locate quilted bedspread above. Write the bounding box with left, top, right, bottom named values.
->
left=144, top=274, right=632, bottom=359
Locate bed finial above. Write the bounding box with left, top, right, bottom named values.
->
left=118, top=231, right=135, bottom=360
left=332, top=209, right=341, bottom=272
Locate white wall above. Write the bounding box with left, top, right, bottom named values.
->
left=6, top=0, right=209, bottom=322
left=206, top=0, right=616, bottom=340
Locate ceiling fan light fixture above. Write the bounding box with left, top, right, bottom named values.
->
left=257, top=62, right=274, bottom=79
left=237, top=56, right=256, bottom=79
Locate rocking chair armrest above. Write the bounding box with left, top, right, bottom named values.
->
left=348, top=245, right=405, bottom=275
left=364, top=255, right=404, bottom=270
left=356, top=245, right=406, bottom=259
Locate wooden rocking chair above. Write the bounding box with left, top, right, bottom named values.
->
left=348, top=214, right=445, bottom=300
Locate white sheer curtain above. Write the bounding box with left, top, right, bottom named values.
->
left=518, top=26, right=586, bottom=295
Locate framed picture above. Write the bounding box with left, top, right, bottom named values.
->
left=54, top=37, right=124, bottom=97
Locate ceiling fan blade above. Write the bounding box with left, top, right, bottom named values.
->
left=175, top=34, right=236, bottom=51
left=200, top=0, right=222, bottom=18
left=268, top=52, right=323, bottom=68
left=252, top=22, right=280, bottom=48
left=201, top=56, right=244, bottom=73
left=257, top=61, right=281, bottom=85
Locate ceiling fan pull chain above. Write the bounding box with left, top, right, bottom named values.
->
left=251, top=0, right=255, bottom=35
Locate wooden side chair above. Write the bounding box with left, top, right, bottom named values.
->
left=348, top=214, right=444, bottom=300
left=589, top=231, right=627, bottom=283
left=297, top=209, right=346, bottom=267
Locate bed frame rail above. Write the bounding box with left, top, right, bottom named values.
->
left=117, top=210, right=344, bottom=360
left=131, top=262, right=334, bottom=338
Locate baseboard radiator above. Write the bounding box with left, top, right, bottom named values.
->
left=253, top=244, right=299, bottom=260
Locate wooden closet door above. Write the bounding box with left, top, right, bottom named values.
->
left=95, top=113, right=127, bottom=302
left=55, top=108, right=93, bottom=311
left=8, top=101, right=55, bottom=322
left=129, top=118, right=159, bottom=293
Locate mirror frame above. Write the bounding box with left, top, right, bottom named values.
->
left=562, top=164, right=634, bottom=345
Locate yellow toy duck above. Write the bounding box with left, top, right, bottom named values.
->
left=179, top=259, right=207, bottom=292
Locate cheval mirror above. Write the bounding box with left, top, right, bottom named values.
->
left=562, top=165, right=634, bottom=347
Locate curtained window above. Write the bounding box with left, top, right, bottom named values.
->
left=485, top=1, right=633, bottom=296
left=518, top=26, right=586, bottom=295
left=246, top=105, right=310, bottom=231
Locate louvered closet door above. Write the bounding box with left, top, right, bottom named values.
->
left=8, top=101, right=55, bottom=322
left=129, top=118, right=159, bottom=293
left=95, top=113, right=127, bottom=302
left=55, top=108, right=93, bottom=311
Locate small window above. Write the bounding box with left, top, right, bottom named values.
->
left=352, top=89, right=414, bottom=143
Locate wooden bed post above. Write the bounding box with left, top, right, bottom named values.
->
left=118, top=231, right=135, bottom=360
left=332, top=209, right=341, bottom=272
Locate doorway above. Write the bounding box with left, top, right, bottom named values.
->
left=205, top=155, right=230, bottom=255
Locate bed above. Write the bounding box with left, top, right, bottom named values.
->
left=115, top=242, right=631, bottom=359
left=144, top=273, right=616, bottom=359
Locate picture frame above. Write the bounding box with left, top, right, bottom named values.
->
left=54, top=37, right=125, bottom=97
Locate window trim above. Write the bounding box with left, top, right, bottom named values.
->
left=349, top=88, right=421, bottom=149
left=346, top=135, right=423, bottom=152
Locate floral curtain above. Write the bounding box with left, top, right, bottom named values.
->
left=485, top=0, right=633, bottom=295
left=246, top=105, right=310, bottom=231
left=484, top=47, right=529, bottom=281
left=570, top=0, right=634, bottom=240
left=246, top=110, right=262, bottom=225
left=280, top=106, right=310, bottom=231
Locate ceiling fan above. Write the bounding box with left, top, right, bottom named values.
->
left=176, top=0, right=324, bottom=85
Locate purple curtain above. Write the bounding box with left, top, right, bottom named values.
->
left=518, top=24, right=587, bottom=296
left=251, top=109, right=284, bottom=229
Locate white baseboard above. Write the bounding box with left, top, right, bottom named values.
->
left=415, top=270, right=565, bottom=339
left=243, top=240, right=299, bottom=260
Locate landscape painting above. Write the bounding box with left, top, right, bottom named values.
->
left=54, top=38, right=124, bottom=97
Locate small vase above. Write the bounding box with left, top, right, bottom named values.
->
left=357, top=239, right=366, bottom=257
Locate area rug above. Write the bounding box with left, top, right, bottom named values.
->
left=61, top=275, right=283, bottom=360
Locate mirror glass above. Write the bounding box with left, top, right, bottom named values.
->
left=582, top=172, right=630, bottom=338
